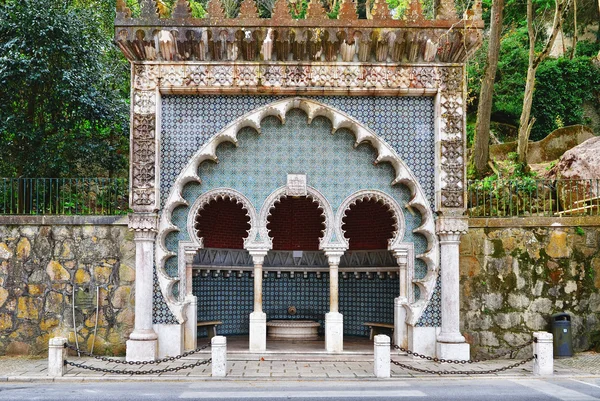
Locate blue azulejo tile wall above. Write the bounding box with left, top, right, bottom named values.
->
left=156, top=94, right=442, bottom=328
left=192, top=271, right=398, bottom=338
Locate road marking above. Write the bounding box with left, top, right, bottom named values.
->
left=180, top=390, right=426, bottom=398
left=513, top=379, right=599, bottom=400
left=570, top=379, right=600, bottom=390
left=187, top=382, right=411, bottom=389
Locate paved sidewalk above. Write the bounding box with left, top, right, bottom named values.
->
left=1, top=351, right=600, bottom=382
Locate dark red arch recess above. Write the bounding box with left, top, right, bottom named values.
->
left=266, top=197, right=326, bottom=251
left=194, top=198, right=251, bottom=249
left=342, top=199, right=395, bottom=250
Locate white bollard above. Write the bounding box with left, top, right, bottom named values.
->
left=48, top=337, right=68, bottom=377
left=373, top=334, right=391, bottom=378
left=533, top=332, right=553, bottom=376
left=211, top=336, right=227, bottom=377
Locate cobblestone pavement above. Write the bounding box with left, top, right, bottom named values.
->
left=1, top=351, right=600, bottom=381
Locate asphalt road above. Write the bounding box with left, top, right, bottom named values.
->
left=1, top=378, right=600, bottom=401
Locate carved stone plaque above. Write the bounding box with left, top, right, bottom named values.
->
left=286, top=174, right=307, bottom=197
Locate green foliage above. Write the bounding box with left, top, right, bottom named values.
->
left=531, top=56, right=600, bottom=140
left=0, top=0, right=129, bottom=177
left=468, top=23, right=600, bottom=143
left=575, top=226, right=585, bottom=236
left=289, top=0, right=308, bottom=19
left=576, top=40, right=600, bottom=57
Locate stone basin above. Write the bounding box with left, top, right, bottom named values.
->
left=266, top=320, right=320, bottom=340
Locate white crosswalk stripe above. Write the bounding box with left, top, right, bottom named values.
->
left=512, top=379, right=599, bottom=400
left=179, top=389, right=427, bottom=398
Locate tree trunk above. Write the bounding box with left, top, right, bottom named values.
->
left=471, top=0, right=504, bottom=178
left=516, top=0, right=566, bottom=165
left=570, top=0, right=577, bottom=59
left=517, top=65, right=537, bottom=163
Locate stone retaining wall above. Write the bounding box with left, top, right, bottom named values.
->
left=1, top=215, right=599, bottom=357
left=461, top=217, right=600, bottom=357
left=0, top=217, right=134, bottom=356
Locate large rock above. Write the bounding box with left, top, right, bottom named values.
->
left=546, top=136, right=600, bottom=210
left=547, top=136, right=600, bottom=180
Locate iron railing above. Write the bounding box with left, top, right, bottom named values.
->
left=467, top=178, right=600, bottom=218
left=0, top=178, right=128, bottom=215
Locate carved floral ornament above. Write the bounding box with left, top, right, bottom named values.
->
left=155, top=97, right=439, bottom=324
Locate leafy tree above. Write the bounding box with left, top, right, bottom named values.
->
left=0, top=0, right=129, bottom=178
left=517, top=0, right=569, bottom=164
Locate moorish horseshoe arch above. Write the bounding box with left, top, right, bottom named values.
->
left=186, top=188, right=258, bottom=250
left=336, top=189, right=407, bottom=250
left=156, top=97, right=439, bottom=325
left=257, top=185, right=336, bottom=251
left=336, top=189, right=435, bottom=325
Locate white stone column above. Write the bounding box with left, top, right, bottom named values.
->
left=183, top=248, right=197, bottom=352
left=126, top=213, right=159, bottom=362
left=249, top=250, right=268, bottom=352
left=533, top=332, right=553, bottom=376
left=393, top=249, right=409, bottom=348
left=325, top=250, right=344, bottom=353
left=211, top=335, right=227, bottom=377
left=48, top=337, right=67, bottom=377
left=435, top=215, right=470, bottom=360
left=373, top=334, right=391, bottom=378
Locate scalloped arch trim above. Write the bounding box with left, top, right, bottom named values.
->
left=156, top=97, right=439, bottom=324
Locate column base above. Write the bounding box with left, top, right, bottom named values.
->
left=126, top=339, right=158, bottom=362
left=249, top=311, right=266, bottom=352
left=325, top=312, right=343, bottom=353
left=436, top=341, right=470, bottom=360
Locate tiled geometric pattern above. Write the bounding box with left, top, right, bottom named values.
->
left=156, top=95, right=441, bottom=327
left=153, top=268, right=178, bottom=324
left=416, top=278, right=442, bottom=327
left=160, top=95, right=435, bottom=208
left=192, top=271, right=399, bottom=337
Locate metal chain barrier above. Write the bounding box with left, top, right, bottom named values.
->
left=390, top=338, right=536, bottom=375
left=64, top=358, right=211, bottom=375
left=392, top=338, right=534, bottom=364
left=64, top=342, right=211, bottom=365
left=391, top=356, right=535, bottom=375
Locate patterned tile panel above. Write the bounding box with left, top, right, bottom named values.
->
left=160, top=95, right=435, bottom=208
left=192, top=271, right=399, bottom=337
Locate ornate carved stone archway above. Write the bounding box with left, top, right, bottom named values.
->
left=155, top=98, right=438, bottom=329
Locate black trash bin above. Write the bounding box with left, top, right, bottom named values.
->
left=551, top=312, right=573, bottom=358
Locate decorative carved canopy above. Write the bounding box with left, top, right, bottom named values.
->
left=115, top=0, right=483, bottom=63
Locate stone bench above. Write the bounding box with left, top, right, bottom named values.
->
left=363, top=322, right=394, bottom=340
left=197, top=320, right=223, bottom=339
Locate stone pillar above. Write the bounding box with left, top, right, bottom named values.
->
left=48, top=337, right=67, bottom=377
left=126, top=213, right=159, bottom=362
left=183, top=248, right=197, bottom=352
left=435, top=215, right=470, bottom=360
left=211, top=335, right=227, bottom=377
left=373, top=334, right=391, bottom=378
left=249, top=250, right=268, bottom=352
left=325, top=250, right=344, bottom=353
left=533, top=332, right=553, bottom=376
left=393, top=249, right=409, bottom=348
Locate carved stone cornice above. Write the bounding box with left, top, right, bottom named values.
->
left=115, top=0, right=483, bottom=64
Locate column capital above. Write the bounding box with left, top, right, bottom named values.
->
left=248, top=249, right=269, bottom=265
left=436, top=215, right=468, bottom=242
left=323, top=248, right=345, bottom=266
left=128, top=213, right=158, bottom=238
left=392, top=248, right=409, bottom=265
